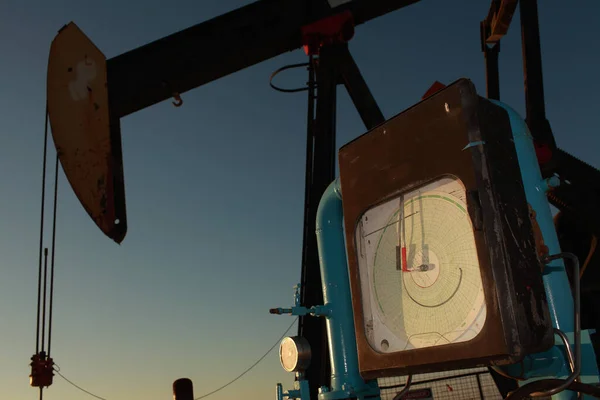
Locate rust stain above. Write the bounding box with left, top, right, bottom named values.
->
left=529, top=204, right=549, bottom=261
left=47, top=22, right=123, bottom=241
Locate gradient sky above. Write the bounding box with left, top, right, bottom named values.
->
left=1, top=1, right=599, bottom=399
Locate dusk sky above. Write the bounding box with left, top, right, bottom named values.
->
left=1, top=1, right=599, bottom=399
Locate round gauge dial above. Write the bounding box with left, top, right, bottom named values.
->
left=356, top=176, right=486, bottom=353
left=279, top=336, right=311, bottom=373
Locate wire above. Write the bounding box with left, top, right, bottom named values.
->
left=505, top=379, right=600, bottom=399
left=54, top=318, right=298, bottom=400
left=580, top=234, right=597, bottom=278
left=269, top=62, right=314, bottom=93
left=41, top=248, right=49, bottom=353
left=526, top=252, right=581, bottom=397
left=36, top=104, right=50, bottom=354
left=489, top=361, right=527, bottom=381
left=195, top=317, right=298, bottom=399
left=47, top=154, right=59, bottom=357
left=392, top=374, right=413, bottom=400
left=506, top=253, right=583, bottom=399
left=54, top=368, right=108, bottom=400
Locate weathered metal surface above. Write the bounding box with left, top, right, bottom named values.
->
left=47, top=22, right=126, bottom=243
left=338, top=79, right=553, bottom=379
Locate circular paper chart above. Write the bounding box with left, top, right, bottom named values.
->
left=364, top=177, right=486, bottom=351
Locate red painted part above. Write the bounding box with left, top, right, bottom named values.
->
left=534, top=142, right=553, bottom=165
left=422, top=81, right=447, bottom=100
left=402, top=247, right=409, bottom=272
left=301, top=10, right=355, bottom=55
left=29, top=354, right=54, bottom=388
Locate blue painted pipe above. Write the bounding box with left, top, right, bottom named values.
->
left=493, top=100, right=574, bottom=331
left=315, top=179, right=377, bottom=398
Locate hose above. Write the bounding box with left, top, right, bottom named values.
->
left=505, top=379, right=600, bottom=399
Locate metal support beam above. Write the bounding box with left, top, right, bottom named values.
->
left=519, top=0, right=557, bottom=177
left=481, top=37, right=501, bottom=100
left=479, top=0, right=516, bottom=101
left=519, top=0, right=552, bottom=145
left=298, top=44, right=341, bottom=398
left=297, top=43, right=384, bottom=397
left=486, top=44, right=500, bottom=100
left=337, top=44, right=386, bottom=129
left=104, top=0, right=419, bottom=118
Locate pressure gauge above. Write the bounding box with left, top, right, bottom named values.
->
left=338, top=78, right=554, bottom=379
left=279, top=336, right=311, bottom=373
left=357, top=176, right=486, bottom=353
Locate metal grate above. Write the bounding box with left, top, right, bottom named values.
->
left=378, top=367, right=504, bottom=399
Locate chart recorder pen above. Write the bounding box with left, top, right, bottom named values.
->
left=396, top=194, right=430, bottom=273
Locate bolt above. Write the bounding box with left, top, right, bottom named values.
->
left=318, top=386, right=329, bottom=394
left=540, top=176, right=560, bottom=193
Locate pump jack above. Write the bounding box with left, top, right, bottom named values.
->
left=46, top=2, right=415, bottom=398
left=42, top=0, right=600, bottom=399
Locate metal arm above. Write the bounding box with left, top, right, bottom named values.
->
left=106, top=0, right=418, bottom=118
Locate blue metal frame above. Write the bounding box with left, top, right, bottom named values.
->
left=274, top=179, right=380, bottom=400
left=313, top=179, right=380, bottom=400
left=274, top=101, right=599, bottom=400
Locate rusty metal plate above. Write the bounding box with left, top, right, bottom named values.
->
left=47, top=22, right=126, bottom=243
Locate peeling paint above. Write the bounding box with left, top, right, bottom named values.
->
left=68, top=59, right=98, bottom=101
left=462, top=140, right=486, bottom=151
left=529, top=289, right=544, bottom=326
